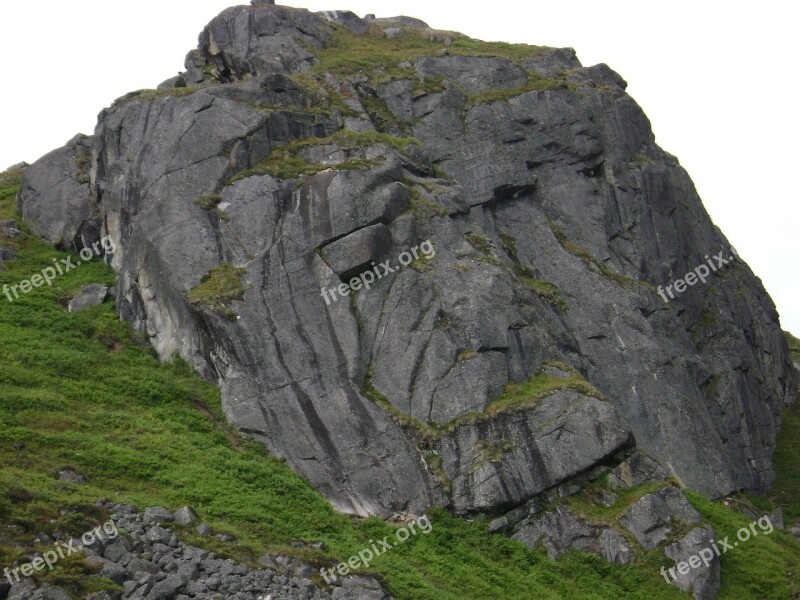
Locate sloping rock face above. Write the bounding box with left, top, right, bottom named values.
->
left=17, top=4, right=797, bottom=517
left=511, top=505, right=634, bottom=564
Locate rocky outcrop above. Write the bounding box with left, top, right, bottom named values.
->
left=16, top=3, right=797, bottom=521
left=436, top=390, right=631, bottom=513
left=16, top=134, right=94, bottom=250
left=619, top=486, right=702, bottom=550
left=491, top=478, right=719, bottom=598
left=511, top=505, right=633, bottom=564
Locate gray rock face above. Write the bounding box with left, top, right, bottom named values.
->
left=416, top=56, right=527, bottom=95
left=67, top=284, right=108, bottom=313
left=383, top=51, right=795, bottom=500
left=322, top=223, right=393, bottom=279
left=664, top=526, right=721, bottom=600
left=316, top=10, right=369, bottom=34
left=17, top=2, right=797, bottom=520
left=511, top=506, right=633, bottom=565
left=16, top=134, right=93, bottom=250
left=620, top=486, right=702, bottom=550
left=436, top=390, right=631, bottom=512
left=607, top=452, right=668, bottom=489
left=197, top=4, right=333, bottom=80
left=521, top=48, right=581, bottom=78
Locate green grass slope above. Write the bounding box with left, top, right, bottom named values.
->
left=0, top=163, right=798, bottom=600
left=769, top=332, right=800, bottom=524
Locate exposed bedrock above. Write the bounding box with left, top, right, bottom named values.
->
left=17, top=3, right=797, bottom=517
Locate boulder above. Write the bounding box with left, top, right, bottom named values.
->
left=56, top=468, right=85, bottom=484
left=145, top=574, right=184, bottom=600
left=67, top=284, right=108, bottom=313
left=143, top=506, right=175, bottom=525
left=197, top=4, right=333, bottom=80
left=620, top=487, right=701, bottom=550
left=663, top=526, right=721, bottom=600
left=16, top=134, right=93, bottom=249
left=173, top=506, right=200, bottom=525
left=84, top=556, right=128, bottom=585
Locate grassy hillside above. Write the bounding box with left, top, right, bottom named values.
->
left=769, top=332, right=800, bottom=523
left=787, top=332, right=800, bottom=363
left=0, top=167, right=798, bottom=599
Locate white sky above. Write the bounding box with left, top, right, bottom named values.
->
left=1, top=1, right=797, bottom=334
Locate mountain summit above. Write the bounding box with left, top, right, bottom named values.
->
left=10, top=5, right=798, bottom=598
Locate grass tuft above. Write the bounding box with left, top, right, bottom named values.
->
left=520, top=278, right=568, bottom=311
left=228, top=130, right=418, bottom=183
left=186, top=263, right=246, bottom=320
left=196, top=193, right=222, bottom=210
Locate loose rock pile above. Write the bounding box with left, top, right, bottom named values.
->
left=4, top=502, right=391, bottom=600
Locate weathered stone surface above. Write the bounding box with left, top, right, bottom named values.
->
left=143, top=506, right=175, bottom=525
left=512, top=505, right=633, bottom=564
left=197, top=4, right=333, bottom=80
left=316, top=10, right=368, bottom=34
left=321, top=223, right=393, bottom=278
left=437, top=390, right=632, bottom=513
left=620, top=487, right=701, bottom=550
left=664, top=526, right=721, bottom=600
left=24, top=586, right=71, bottom=600
left=607, top=452, right=668, bottom=489
left=157, top=74, right=186, bottom=90
left=16, top=3, right=797, bottom=521
left=521, top=47, right=581, bottom=78
left=16, top=134, right=93, bottom=250
left=416, top=56, right=527, bottom=95
left=488, top=516, right=509, bottom=533
left=173, top=506, right=200, bottom=525
left=67, top=284, right=107, bottom=313
left=85, top=555, right=128, bottom=585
